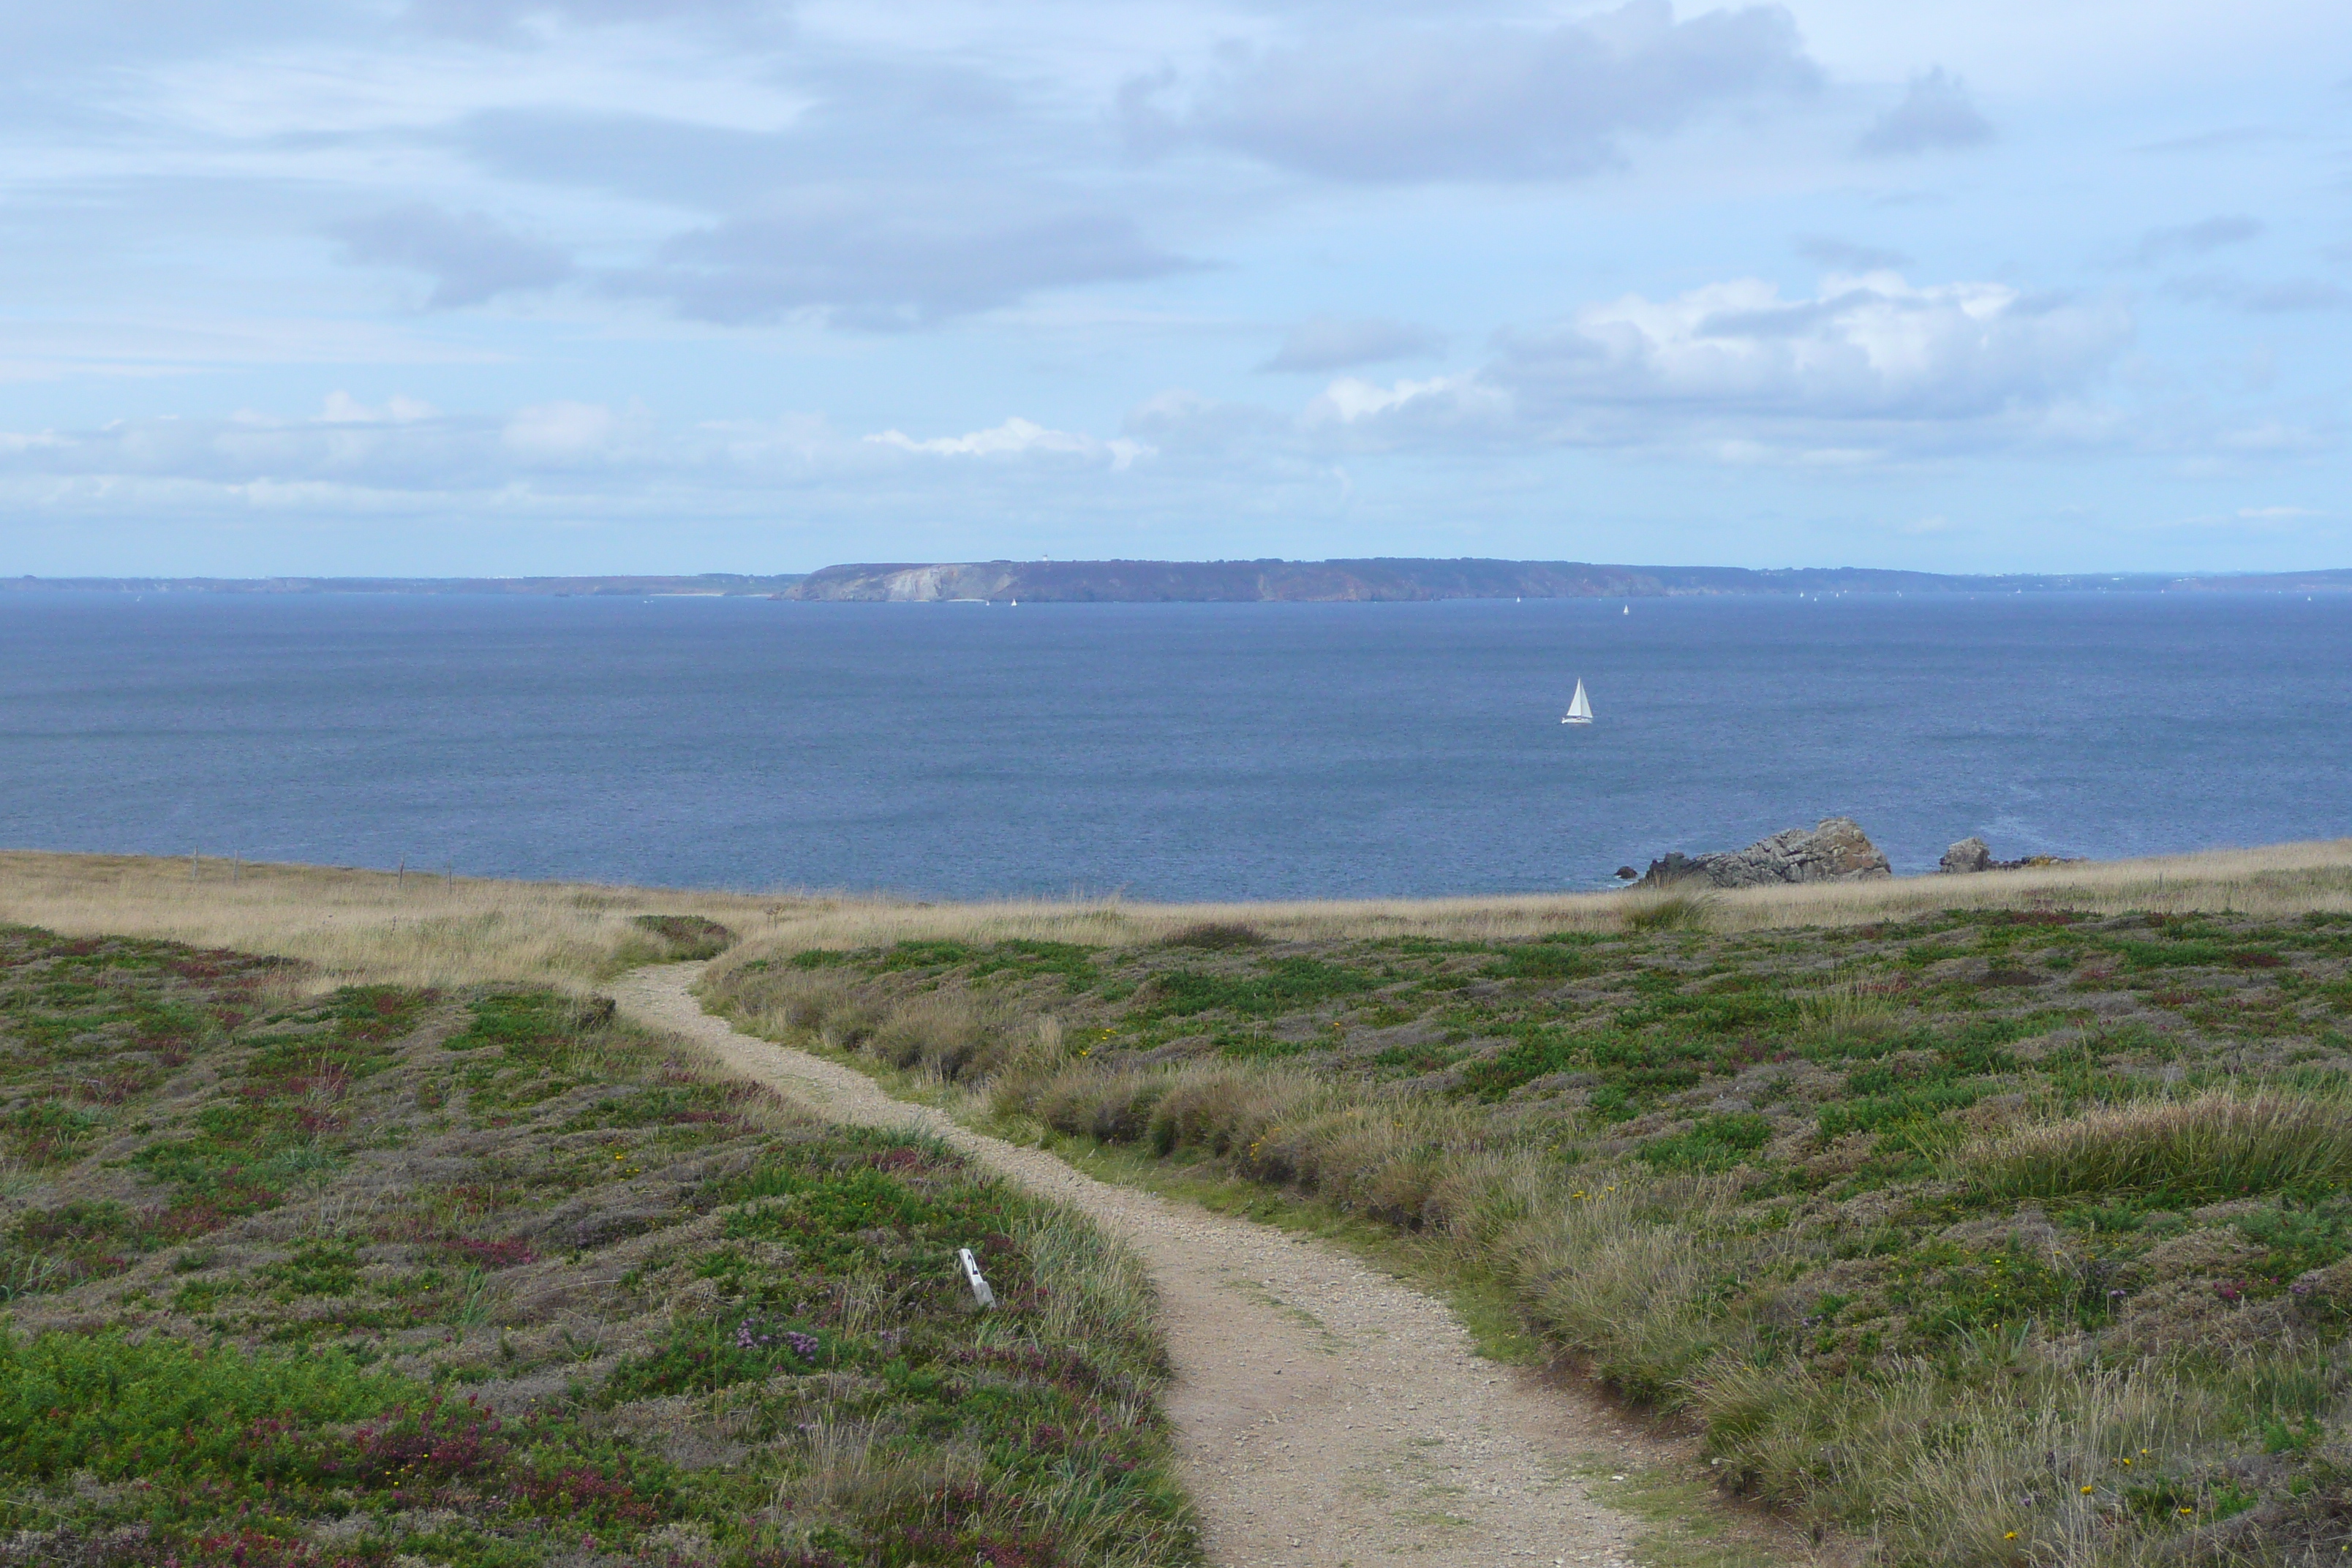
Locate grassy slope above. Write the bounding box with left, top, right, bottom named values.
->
left=0, top=924, right=1195, bottom=1568
left=706, top=902, right=2352, bottom=1567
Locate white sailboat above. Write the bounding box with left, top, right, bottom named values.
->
left=1561, top=679, right=1594, bottom=725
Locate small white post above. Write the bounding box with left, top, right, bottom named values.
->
left=958, top=1248, right=995, bottom=1309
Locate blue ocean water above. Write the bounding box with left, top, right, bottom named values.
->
left=2, top=590, right=2346, bottom=901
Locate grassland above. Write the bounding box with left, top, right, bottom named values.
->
left=8, top=837, right=2347, bottom=993
left=701, top=842, right=2352, bottom=1567
left=0, top=921, right=1194, bottom=1567
left=0, top=851, right=794, bottom=991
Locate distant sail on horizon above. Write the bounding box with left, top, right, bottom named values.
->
left=1561, top=679, right=1594, bottom=725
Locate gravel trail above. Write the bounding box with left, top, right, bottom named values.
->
left=615, top=962, right=1746, bottom=1568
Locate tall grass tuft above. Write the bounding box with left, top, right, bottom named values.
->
left=1795, top=979, right=1907, bottom=1041
left=1014, top=1207, right=1166, bottom=1379
left=1618, top=892, right=1714, bottom=932
left=706, top=962, right=1033, bottom=1084
left=1967, top=1088, right=2352, bottom=1202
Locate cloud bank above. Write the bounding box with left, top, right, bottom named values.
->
left=1259, top=317, right=1447, bottom=373
left=1123, top=1, right=1820, bottom=181
left=1856, top=68, right=1993, bottom=157
left=333, top=206, right=573, bottom=308
left=632, top=203, right=1191, bottom=328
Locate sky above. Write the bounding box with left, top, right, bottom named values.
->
left=1, top=0, right=2347, bottom=576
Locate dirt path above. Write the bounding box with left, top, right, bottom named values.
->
left=615, top=963, right=1750, bottom=1568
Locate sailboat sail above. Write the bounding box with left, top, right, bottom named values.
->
left=1561, top=679, right=1594, bottom=725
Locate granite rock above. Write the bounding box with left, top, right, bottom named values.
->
left=1940, top=837, right=1994, bottom=874
left=1640, top=817, right=1892, bottom=889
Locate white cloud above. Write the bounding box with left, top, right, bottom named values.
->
left=501, top=399, right=651, bottom=461
left=1130, top=271, right=2144, bottom=469
left=864, top=416, right=1150, bottom=470
left=1303, top=373, right=1509, bottom=428
left=1492, top=271, right=2131, bottom=430
left=2238, top=505, right=2323, bottom=519
left=0, top=397, right=1191, bottom=535
left=320, top=391, right=438, bottom=423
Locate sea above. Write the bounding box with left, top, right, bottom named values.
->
left=3, top=589, right=2347, bottom=902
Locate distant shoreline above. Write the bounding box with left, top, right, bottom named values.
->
left=8, top=557, right=2352, bottom=603
left=0, top=573, right=807, bottom=598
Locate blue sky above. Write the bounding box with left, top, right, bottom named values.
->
left=2, top=0, right=2346, bottom=576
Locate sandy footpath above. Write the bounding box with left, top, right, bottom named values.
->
left=615, top=962, right=1767, bottom=1568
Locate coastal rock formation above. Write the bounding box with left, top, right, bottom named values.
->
left=1640, top=818, right=1892, bottom=890
left=1938, top=837, right=2084, bottom=873
left=1940, top=837, right=1994, bottom=874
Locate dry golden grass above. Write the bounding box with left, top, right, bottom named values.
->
left=704, top=837, right=2352, bottom=976
left=7, top=837, right=2351, bottom=992
left=0, top=850, right=807, bottom=990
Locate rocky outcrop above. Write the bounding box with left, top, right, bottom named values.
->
left=1640, top=818, right=1892, bottom=890
left=1940, top=837, right=1994, bottom=874
left=1938, top=837, right=2084, bottom=873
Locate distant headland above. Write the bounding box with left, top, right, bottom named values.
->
left=783, top=558, right=2352, bottom=603
left=8, top=559, right=2351, bottom=603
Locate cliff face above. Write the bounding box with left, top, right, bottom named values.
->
left=790, top=563, right=1023, bottom=601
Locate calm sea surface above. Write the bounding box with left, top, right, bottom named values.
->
left=3, top=590, right=2346, bottom=900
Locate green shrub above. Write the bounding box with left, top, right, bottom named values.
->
left=0, top=1330, right=415, bottom=1481
left=1144, top=958, right=1382, bottom=1019
left=873, top=940, right=977, bottom=971
left=1637, top=1112, right=1774, bottom=1172
left=442, top=990, right=589, bottom=1055
left=1482, top=945, right=1597, bottom=981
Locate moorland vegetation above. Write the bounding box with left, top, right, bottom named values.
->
left=0, top=922, right=1193, bottom=1567
left=702, top=840, right=2352, bottom=1567
left=11, top=840, right=2352, bottom=1566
